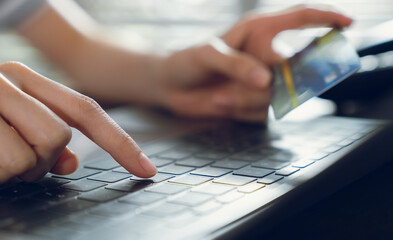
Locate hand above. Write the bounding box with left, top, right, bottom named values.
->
left=158, top=7, right=352, bottom=122
left=0, top=62, right=157, bottom=184
left=222, top=6, right=353, bottom=66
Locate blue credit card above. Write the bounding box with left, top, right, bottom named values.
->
left=271, top=29, right=361, bottom=119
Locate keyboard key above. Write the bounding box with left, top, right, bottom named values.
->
left=317, top=135, right=345, bottom=143
left=0, top=182, right=45, bottom=199
left=145, top=183, right=190, bottom=195
left=108, top=214, right=160, bottom=235
left=336, top=138, right=355, bottom=147
left=211, top=160, right=249, bottom=170
left=47, top=199, right=97, bottom=214
left=65, top=212, right=107, bottom=226
left=192, top=201, right=222, bottom=215
left=61, top=179, right=106, bottom=192
left=151, top=158, right=174, bottom=167
left=216, top=191, right=244, bottom=204
left=309, top=152, right=329, bottom=160
left=143, top=203, right=188, bottom=217
left=164, top=211, right=197, bottom=228
left=213, top=175, right=256, bottom=186
left=112, top=166, right=129, bottom=174
left=84, top=156, right=119, bottom=170
left=35, top=177, right=70, bottom=189
left=29, top=224, right=77, bottom=238
left=348, top=132, right=366, bottom=141
left=238, top=182, right=265, bottom=193
left=257, top=175, right=283, bottom=185
left=119, top=192, right=165, bottom=205
left=157, top=149, right=192, bottom=160
left=0, top=199, right=43, bottom=220
left=52, top=168, right=101, bottom=180
left=252, top=160, right=289, bottom=170
left=169, top=192, right=213, bottom=207
left=233, top=166, right=274, bottom=178
left=89, top=202, right=139, bottom=217
left=169, top=174, right=212, bottom=186
left=87, top=172, right=130, bottom=183
left=322, top=145, right=343, bottom=154
left=141, top=141, right=178, bottom=157
left=230, top=152, right=262, bottom=161
left=175, top=158, right=213, bottom=168
left=177, top=144, right=204, bottom=153
left=195, top=151, right=228, bottom=160
left=78, top=188, right=127, bottom=203
left=158, top=164, right=195, bottom=175
left=130, top=173, right=175, bottom=183
left=269, top=152, right=297, bottom=162
left=215, top=146, right=243, bottom=154
left=248, top=146, right=280, bottom=155
left=357, top=126, right=376, bottom=135
left=25, top=217, right=71, bottom=232
left=190, top=166, right=232, bottom=177
left=292, top=159, right=315, bottom=168
left=46, top=219, right=90, bottom=231
left=33, top=188, right=79, bottom=202
left=275, top=167, right=300, bottom=176
left=192, top=183, right=235, bottom=195
left=106, top=180, right=150, bottom=192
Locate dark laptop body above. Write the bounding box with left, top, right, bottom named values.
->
left=0, top=106, right=392, bottom=240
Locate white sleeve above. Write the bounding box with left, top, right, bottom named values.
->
left=0, top=0, right=45, bottom=30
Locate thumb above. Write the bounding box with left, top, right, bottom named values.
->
left=50, top=147, right=79, bottom=175
left=201, top=40, right=272, bottom=89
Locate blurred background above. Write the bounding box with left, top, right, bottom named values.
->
left=1, top=0, right=393, bottom=119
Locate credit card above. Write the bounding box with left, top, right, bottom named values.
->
left=271, top=29, right=361, bottom=119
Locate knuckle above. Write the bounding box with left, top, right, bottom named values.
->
left=77, top=95, right=104, bottom=118
left=0, top=62, right=34, bottom=89
left=38, top=123, right=72, bottom=152
left=52, top=124, right=72, bottom=147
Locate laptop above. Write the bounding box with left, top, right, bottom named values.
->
left=1, top=1, right=393, bottom=239
left=0, top=105, right=392, bottom=240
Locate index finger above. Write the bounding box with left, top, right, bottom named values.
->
left=263, top=6, right=353, bottom=35
left=0, top=62, right=157, bottom=178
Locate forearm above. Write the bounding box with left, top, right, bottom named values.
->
left=17, top=1, right=167, bottom=106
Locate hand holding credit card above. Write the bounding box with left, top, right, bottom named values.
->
left=271, top=29, right=361, bottom=119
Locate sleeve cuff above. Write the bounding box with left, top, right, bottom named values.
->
left=0, top=0, right=46, bottom=30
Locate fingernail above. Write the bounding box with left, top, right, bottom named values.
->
left=248, top=68, right=271, bottom=88
left=138, top=153, right=157, bottom=175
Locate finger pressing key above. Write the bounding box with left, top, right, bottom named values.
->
left=0, top=62, right=157, bottom=178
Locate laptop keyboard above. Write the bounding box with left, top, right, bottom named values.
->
left=0, top=119, right=378, bottom=239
